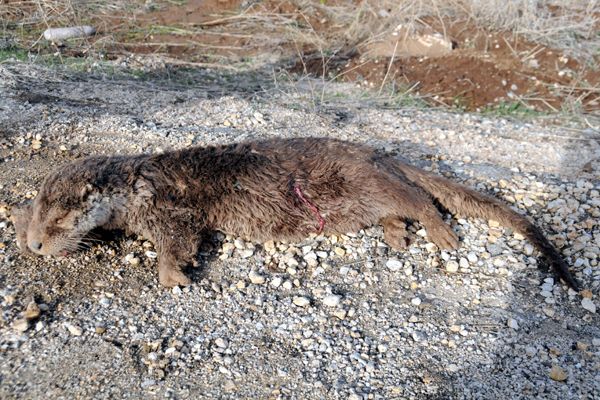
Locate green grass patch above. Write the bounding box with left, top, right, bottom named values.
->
left=481, top=101, right=546, bottom=118
left=0, top=48, right=29, bottom=62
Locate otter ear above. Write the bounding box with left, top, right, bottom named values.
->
left=79, top=183, right=94, bottom=199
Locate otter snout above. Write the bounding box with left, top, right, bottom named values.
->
left=29, top=240, right=43, bottom=252
left=27, top=235, right=47, bottom=255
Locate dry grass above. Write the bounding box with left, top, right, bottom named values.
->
left=2, top=1, right=598, bottom=58
left=1, top=1, right=598, bottom=122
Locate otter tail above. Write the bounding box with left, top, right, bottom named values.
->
left=379, top=156, right=579, bottom=289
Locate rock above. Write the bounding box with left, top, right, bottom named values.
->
left=411, top=297, right=422, bottom=306
left=24, top=301, right=41, bottom=320
left=322, top=295, right=341, bottom=307
left=447, top=364, right=459, bottom=372
left=581, top=298, right=596, bottom=313
left=224, top=380, right=236, bottom=392
left=424, top=243, right=438, bottom=253
left=234, top=239, right=246, bottom=250
left=263, top=240, right=275, bottom=252
left=270, top=276, right=282, bottom=288
left=445, top=260, right=459, bottom=273
left=507, top=318, right=519, bottom=330
left=293, top=296, right=310, bottom=307
left=215, top=338, right=228, bottom=348
left=249, top=271, right=265, bottom=284
left=145, top=251, right=158, bottom=259
left=459, top=258, right=469, bottom=269
left=12, top=318, right=29, bottom=333
left=513, top=232, right=525, bottom=240
left=333, top=247, right=346, bottom=256
left=125, top=253, right=140, bottom=266
left=141, top=379, right=156, bottom=389
left=333, top=309, right=347, bottom=319
left=239, top=249, right=254, bottom=258
left=99, top=297, right=112, bottom=307
left=65, top=323, right=83, bottom=336
left=576, top=342, right=588, bottom=351
left=467, top=252, right=478, bottom=263
left=172, top=286, right=182, bottom=295
left=377, top=344, right=388, bottom=353
left=386, top=259, right=402, bottom=272
left=549, top=365, right=567, bottom=382
left=95, top=326, right=106, bottom=334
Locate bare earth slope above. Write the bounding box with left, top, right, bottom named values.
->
left=0, top=62, right=599, bottom=399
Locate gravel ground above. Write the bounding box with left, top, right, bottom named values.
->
left=0, top=61, right=599, bottom=399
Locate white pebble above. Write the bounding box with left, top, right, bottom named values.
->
left=446, top=260, right=459, bottom=273
left=467, top=252, right=478, bottom=263
left=65, top=323, right=83, bottom=336
left=249, top=271, right=265, bottom=284
left=386, top=259, right=402, bottom=272
left=424, top=243, right=438, bottom=253
left=239, top=249, right=254, bottom=258
left=507, top=318, right=519, bottom=330
left=411, top=297, right=422, bottom=306
left=270, top=276, right=282, bottom=288
left=145, top=251, right=158, bottom=259
left=322, top=295, right=341, bottom=307
left=581, top=298, right=596, bottom=313
left=293, top=296, right=310, bottom=307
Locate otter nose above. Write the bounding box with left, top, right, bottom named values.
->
left=30, top=241, right=43, bottom=252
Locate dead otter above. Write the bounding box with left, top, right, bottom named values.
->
left=16, top=137, right=578, bottom=289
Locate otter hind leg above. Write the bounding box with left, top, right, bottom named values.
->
left=371, top=173, right=459, bottom=251
left=421, top=214, right=459, bottom=250
left=380, top=216, right=410, bottom=250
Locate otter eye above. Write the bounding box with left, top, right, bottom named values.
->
left=55, top=218, right=63, bottom=225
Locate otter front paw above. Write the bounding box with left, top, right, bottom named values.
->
left=10, top=203, right=33, bottom=255
left=158, top=262, right=191, bottom=287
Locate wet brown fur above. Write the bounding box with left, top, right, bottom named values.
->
left=18, top=137, right=578, bottom=288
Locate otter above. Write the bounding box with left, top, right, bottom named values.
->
left=15, top=137, right=578, bottom=289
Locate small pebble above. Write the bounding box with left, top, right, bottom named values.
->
left=549, top=365, right=567, bottom=382
left=507, top=318, right=519, bottom=330
left=322, top=295, right=341, bottom=307
left=24, top=302, right=41, bottom=320
left=145, top=251, right=158, bottom=259
left=249, top=271, right=265, bottom=284
left=12, top=318, right=29, bottom=333
left=581, top=298, right=596, bottom=313
left=270, top=277, right=282, bottom=288
left=446, top=260, right=459, bottom=273
left=386, top=259, right=402, bottom=272
left=293, top=296, right=310, bottom=307
left=65, top=323, right=83, bottom=336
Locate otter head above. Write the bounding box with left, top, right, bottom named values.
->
left=26, top=162, right=116, bottom=256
